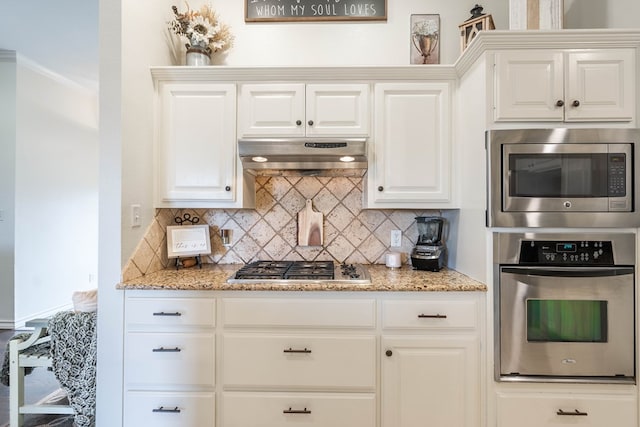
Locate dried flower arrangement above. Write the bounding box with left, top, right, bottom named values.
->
left=169, top=2, right=233, bottom=56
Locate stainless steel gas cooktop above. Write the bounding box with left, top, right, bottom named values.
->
left=227, top=260, right=371, bottom=284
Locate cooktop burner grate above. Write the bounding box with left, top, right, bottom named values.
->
left=229, top=260, right=371, bottom=284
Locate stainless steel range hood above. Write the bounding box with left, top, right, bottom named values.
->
left=238, top=138, right=368, bottom=177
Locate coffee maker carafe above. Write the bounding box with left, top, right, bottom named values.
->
left=411, top=216, right=446, bottom=271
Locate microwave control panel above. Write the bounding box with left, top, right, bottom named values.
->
left=607, top=153, right=626, bottom=197
left=519, top=240, right=614, bottom=265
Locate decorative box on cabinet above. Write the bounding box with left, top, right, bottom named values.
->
left=220, top=297, right=377, bottom=427
left=123, top=292, right=216, bottom=427
left=494, top=49, right=635, bottom=122
left=380, top=294, right=482, bottom=427
left=154, top=81, right=254, bottom=208
left=238, top=83, right=370, bottom=138
left=366, top=82, right=454, bottom=208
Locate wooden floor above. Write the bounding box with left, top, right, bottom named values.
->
left=0, top=329, right=61, bottom=425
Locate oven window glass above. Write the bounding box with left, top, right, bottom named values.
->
left=527, top=299, right=608, bottom=342
left=509, top=154, right=608, bottom=197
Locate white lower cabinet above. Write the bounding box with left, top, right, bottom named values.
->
left=124, top=291, right=216, bottom=426
left=221, top=392, right=376, bottom=426
left=124, top=391, right=215, bottom=427
left=124, top=291, right=486, bottom=427
left=380, top=295, right=482, bottom=427
left=221, top=296, right=377, bottom=426
left=496, top=391, right=637, bottom=427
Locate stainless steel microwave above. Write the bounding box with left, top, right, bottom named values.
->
left=487, top=128, right=640, bottom=228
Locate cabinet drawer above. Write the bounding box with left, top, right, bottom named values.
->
left=382, top=299, right=477, bottom=330
left=222, top=298, right=375, bottom=328
left=222, top=392, right=375, bottom=427
left=124, top=391, right=214, bottom=427
left=496, top=391, right=637, bottom=427
left=223, top=334, right=375, bottom=390
left=125, top=297, right=215, bottom=329
left=125, top=332, right=215, bottom=388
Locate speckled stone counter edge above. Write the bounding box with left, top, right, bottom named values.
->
left=118, top=264, right=487, bottom=292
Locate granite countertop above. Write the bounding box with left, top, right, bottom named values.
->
left=118, top=264, right=486, bottom=292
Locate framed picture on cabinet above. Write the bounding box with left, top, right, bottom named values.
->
left=410, top=14, right=440, bottom=65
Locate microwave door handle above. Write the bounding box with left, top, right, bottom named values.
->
left=501, top=266, right=634, bottom=278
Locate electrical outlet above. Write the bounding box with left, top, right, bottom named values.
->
left=131, top=204, right=141, bottom=228
left=390, top=230, right=402, bottom=247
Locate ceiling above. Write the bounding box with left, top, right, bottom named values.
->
left=0, top=0, right=99, bottom=90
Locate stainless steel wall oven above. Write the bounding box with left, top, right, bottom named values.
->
left=494, top=232, right=635, bottom=384
left=487, top=128, right=640, bottom=228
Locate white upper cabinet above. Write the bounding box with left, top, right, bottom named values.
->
left=155, top=82, right=253, bottom=208
left=494, top=49, right=636, bottom=122
left=366, top=82, right=454, bottom=208
left=238, top=83, right=370, bottom=137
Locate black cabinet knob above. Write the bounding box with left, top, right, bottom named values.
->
left=377, top=186, right=384, bottom=192
left=308, top=120, right=314, bottom=126
left=572, top=100, right=580, bottom=107
left=556, top=100, right=564, bottom=107
left=296, top=120, right=302, bottom=126
left=385, top=350, right=393, bottom=357
left=225, top=186, right=231, bottom=191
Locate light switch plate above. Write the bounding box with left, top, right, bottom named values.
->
left=390, top=230, right=402, bottom=247
left=131, top=204, right=141, bottom=228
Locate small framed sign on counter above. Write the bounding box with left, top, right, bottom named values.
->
left=167, top=225, right=212, bottom=258
left=245, top=0, right=387, bottom=22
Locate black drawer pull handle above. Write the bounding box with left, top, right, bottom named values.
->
left=152, top=406, right=181, bottom=413
left=152, top=311, right=182, bottom=316
left=557, top=409, right=588, bottom=416
left=152, top=347, right=181, bottom=353
left=283, top=407, right=312, bottom=414
left=283, top=347, right=312, bottom=354
left=418, top=314, right=447, bottom=319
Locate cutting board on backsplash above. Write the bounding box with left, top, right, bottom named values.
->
left=298, top=199, right=323, bottom=246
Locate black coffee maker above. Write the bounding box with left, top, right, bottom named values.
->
left=411, top=216, right=446, bottom=271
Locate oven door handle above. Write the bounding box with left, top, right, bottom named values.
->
left=501, top=266, right=634, bottom=278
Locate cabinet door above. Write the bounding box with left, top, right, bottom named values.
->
left=381, top=335, right=479, bottom=427
left=565, top=49, right=635, bottom=122
left=369, top=82, right=452, bottom=207
left=494, top=50, right=564, bottom=121
left=157, top=83, right=237, bottom=205
left=496, top=391, right=637, bottom=427
left=306, top=84, right=370, bottom=136
left=238, top=83, right=305, bottom=137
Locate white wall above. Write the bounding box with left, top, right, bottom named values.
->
left=564, top=0, right=640, bottom=29
left=10, top=57, right=99, bottom=324
left=0, top=51, right=17, bottom=326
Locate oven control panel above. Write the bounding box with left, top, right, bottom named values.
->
left=519, top=240, right=614, bottom=265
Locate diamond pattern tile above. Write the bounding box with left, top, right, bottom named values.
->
left=125, top=176, right=444, bottom=278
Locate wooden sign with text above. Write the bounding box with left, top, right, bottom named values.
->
left=245, top=0, right=387, bottom=22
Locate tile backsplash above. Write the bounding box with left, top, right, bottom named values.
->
left=123, top=176, right=439, bottom=281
